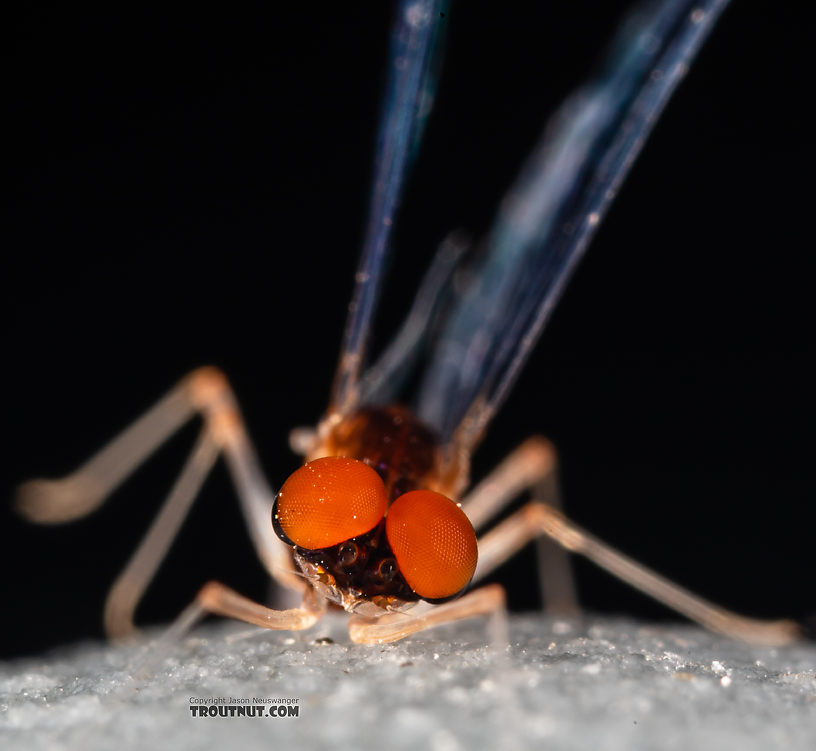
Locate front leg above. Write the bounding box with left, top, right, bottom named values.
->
left=193, top=581, right=326, bottom=633
left=347, top=585, right=506, bottom=644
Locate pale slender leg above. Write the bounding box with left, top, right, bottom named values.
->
left=460, top=437, right=579, bottom=615
left=103, top=429, right=220, bottom=638
left=533, top=467, right=581, bottom=616
left=17, top=381, right=195, bottom=523
left=475, top=502, right=801, bottom=646
left=17, top=367, right=302, bottom=639
left=128, top=584, right=326, bottom=680
left=460, top=437, right=556, bottom=530
left=194, top=581, right=325, bottom=631
left=347, top=584, right=506, bottom=644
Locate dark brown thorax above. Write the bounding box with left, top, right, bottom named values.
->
left=321, top=405, right=441, bottom=502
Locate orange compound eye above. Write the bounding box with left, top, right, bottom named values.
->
left=275, top=457, right=387, bottom=550
left=385, top=490, right=478, bottom=601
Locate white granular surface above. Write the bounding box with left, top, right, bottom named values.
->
left=1, top=615, right=814, bottom=750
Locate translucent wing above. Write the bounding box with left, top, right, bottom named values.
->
left=330, top=0, right=448, bottom=416
left=416, top=0, right=730, bottom=448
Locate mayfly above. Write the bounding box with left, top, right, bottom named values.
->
left=16, top=0, right=804, bottom=646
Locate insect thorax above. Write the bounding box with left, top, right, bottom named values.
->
left=311, top=404, right=453, bottom=501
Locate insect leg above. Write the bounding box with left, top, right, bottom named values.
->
left=190, top=580, right=325, bottom=632
left=16, top=367, right=300, bottom=639
left=475, top=502, right=802, bottom=646
left=102, top=427, right=218, bottom=639
left=460, top=436, right=579, bottom=615
left=128, top=582, right=327, bottom=676
left=347, top=584, right=506, bottom=645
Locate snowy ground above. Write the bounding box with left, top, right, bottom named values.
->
left=2, top=614, right=814, bottom=751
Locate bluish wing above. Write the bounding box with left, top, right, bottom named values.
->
left=415, top=0, right=731, bottom=448
left=330, top=0, right=449, bottom=415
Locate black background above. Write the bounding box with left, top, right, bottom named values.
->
left=4, top=1, right=813, bottom=658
